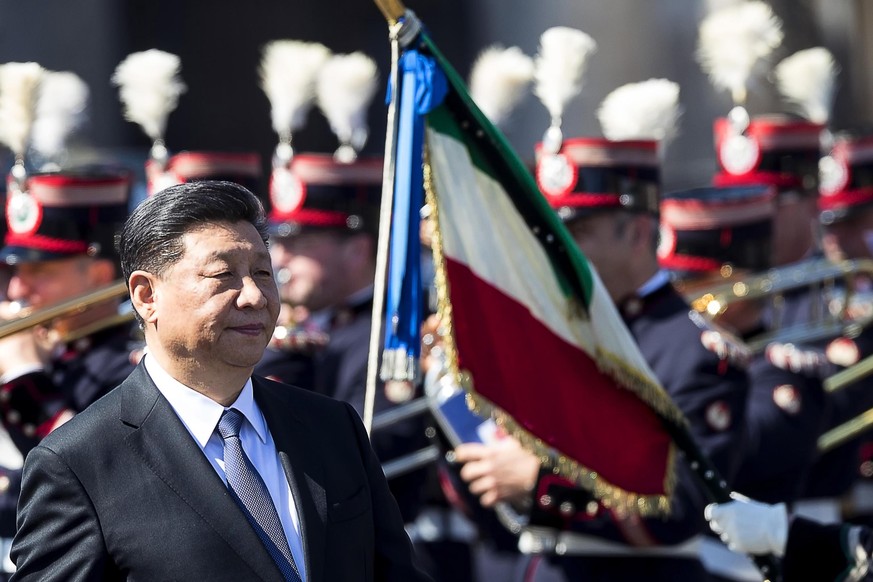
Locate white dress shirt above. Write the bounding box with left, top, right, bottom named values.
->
left=143, top=355, right=307, bottom=580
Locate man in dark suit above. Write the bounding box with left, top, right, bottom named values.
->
left=10, top=180, right=430, bottom=582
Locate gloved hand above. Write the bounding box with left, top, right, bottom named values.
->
left=704, top=493, right=788, bottom=557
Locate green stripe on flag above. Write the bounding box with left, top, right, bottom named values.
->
left=422, top=35, right=595, bottom=309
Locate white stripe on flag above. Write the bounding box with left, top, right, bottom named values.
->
left=427, top=126, right=660, bottom=382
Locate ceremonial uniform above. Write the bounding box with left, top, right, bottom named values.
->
left=0, top=168, right=135, bottom=578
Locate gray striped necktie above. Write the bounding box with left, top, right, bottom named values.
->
left=217, top=408, right=302, bottom=582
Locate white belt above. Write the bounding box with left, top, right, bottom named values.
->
left=698, top=536, right=762, bottom=582
left=518, top=526, right=702, bottom=558
left=792, top=498, right=841, bottom=524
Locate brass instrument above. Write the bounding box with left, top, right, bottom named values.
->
left=0, top=280, right=131, bottom=341
left=818, top=408, right=873, bottom=453
left=687, top=258, right=873, bottom=353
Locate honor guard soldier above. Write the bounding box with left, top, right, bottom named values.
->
left=700, top=45, right=850, bottom=539
left=660, top=184, right=831, bottom=581
left=0, top=167, right=137, bottom=578
left=709, top=111, right=833, bottom=505
left=454, top=72, right=750, bottom=580
left=813, top=130, right=873, bottom=526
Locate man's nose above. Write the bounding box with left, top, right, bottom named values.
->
left=237, top=275, right=269, bottom=309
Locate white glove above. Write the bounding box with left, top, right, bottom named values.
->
left=704, top=493, right=788, bottom=557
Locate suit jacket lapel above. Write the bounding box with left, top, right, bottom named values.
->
left=119, top=365, right=284, bottom=582
left=255, top=377, right=328, bottom=582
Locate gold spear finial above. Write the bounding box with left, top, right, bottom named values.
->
left=373, top=0, right=406, bottom=24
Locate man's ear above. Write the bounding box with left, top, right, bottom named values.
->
left=129, top=271, right=159, bottom=324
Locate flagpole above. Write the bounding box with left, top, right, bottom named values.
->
left=364, top=13, right=406, bottom=433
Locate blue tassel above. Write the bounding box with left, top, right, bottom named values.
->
left=381, top=49, right=448, bottom=383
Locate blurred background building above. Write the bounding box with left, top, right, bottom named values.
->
left=0, top=0, right=867, bottom=199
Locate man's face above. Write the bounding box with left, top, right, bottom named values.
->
left=565, top=212, right=635, bottom=300
left=822, top=208, right=873, bottom=261
left=148, top=220, right=280, bottom=372
left=270, top=230, right=351, bottom=312
left=6, top=256, right=96, bottom=309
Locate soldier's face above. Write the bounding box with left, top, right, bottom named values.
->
left=565, top=213, right=635, bottom=301
left=270, top=231, right=351, bottom=312
left=6, top=256, right=95, bottom=309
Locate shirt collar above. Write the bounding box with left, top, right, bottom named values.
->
left=143, top=355, right=268, bottom=447
left=636, top=269, right=671, bottom=298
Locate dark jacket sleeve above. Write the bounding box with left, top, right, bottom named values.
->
left=11, top=445, right=115, bottom=582
left=783, top=517, right=873, bottom=582
left=343, top=402, right=434, bottom=582
left=733, top=356, right=828, bottom=504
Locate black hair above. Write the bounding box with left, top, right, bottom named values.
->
left=119, top=180, right=269, bottom=286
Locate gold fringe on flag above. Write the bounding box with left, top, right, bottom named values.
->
left=422, top=140, right=677, bottom=517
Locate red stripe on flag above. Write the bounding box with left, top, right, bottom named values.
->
left=445, top=257, right=671, bottom=496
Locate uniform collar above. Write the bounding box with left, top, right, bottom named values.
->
left=618, top=270, right=671, bottom=319
left=636, top=270, right=671, bottom=298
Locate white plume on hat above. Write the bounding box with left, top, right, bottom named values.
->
left=31, top=71, right=89, bottom=165
left=260, top=40, right=331, bottom=141
left=112, top=49, right=186, bottom=142
left=315, top=52, right=379, bottom=160
left=597, top=79, right=681, bottom=145
left=469, top=45, right=534, bottom=128
left=533, top=27, right=597, bottom=127
left=0, top=62, right=44, bottom=158
left=697, top=1, right=783, bottom=105
left=774, top=47, right=838, bottom=124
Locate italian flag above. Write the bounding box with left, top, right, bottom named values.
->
left=420, top=42, right=686, bottom=516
